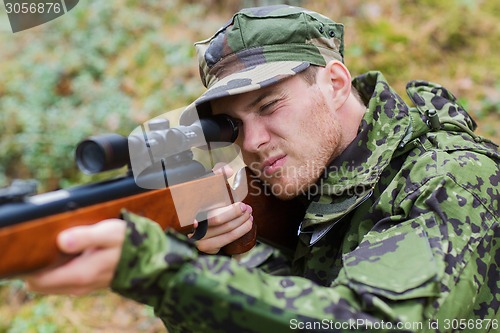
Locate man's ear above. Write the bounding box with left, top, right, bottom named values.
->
left=318, top=60, right=352, bottom=109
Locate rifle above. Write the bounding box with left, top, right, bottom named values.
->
left=0, top=115, right=305, bottom=279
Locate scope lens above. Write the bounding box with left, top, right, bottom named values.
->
left=76, top=141, right=106, bottom=174
left=75, top=134, right=129, bottom=174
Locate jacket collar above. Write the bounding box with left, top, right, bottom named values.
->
left=300, top=71, right=412, bottom=232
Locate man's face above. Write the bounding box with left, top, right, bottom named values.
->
left=211, top=73, right=343, bottom=200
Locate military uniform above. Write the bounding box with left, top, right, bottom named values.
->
left=111, top=71, right=499, bottom=332
left=112, top=6, right=499, bottom=333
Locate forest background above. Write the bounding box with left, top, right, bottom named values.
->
left=0, top=0, right=499, bottom=332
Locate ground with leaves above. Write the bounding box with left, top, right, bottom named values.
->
left=0, top=0, right=499, bottom=332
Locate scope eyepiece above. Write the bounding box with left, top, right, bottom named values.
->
left=76, top=134, right=129, bottom=174
left=199, top=115, right=239, bottom=144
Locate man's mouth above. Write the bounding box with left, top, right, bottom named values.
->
left=262, top=155, right=287, bottom=176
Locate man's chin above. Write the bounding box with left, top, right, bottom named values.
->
left=259, top=178, right=303, bottom=200
left=273, top=192, right=299, bottom=201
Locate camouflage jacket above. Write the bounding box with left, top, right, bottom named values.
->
left=111, top=71, right=499, bottom=332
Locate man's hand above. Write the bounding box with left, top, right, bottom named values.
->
left=193, top=202, right=253, bottom=254
left=24, top=219, right=126, bottom=295
left=191, top=163, right=254, bottom=254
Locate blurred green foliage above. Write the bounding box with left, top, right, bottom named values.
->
left=0, top=1, right=210, bottom=191
left=8, top=301, right=58, bottom=333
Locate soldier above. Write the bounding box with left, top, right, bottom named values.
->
left=25, top=5, right=499, bottom=332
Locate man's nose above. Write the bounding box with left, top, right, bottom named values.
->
left=242, top=120, right=270, bottom=154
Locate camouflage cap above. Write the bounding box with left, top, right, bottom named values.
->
left=188, top=5, right=344, bottom=117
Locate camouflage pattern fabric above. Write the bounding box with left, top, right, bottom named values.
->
left=196, top=5, right=343, bottom=87
left=111, top=72, right=499, bottom=332
left=180, top=5, right=345, bottom=123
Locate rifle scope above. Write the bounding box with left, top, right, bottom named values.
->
left=76, top=115, right=239, bottom=174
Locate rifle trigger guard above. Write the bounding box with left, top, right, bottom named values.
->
left=191, top=212, right=208, bottom=240
left=190, top=218, right=208, bottom=240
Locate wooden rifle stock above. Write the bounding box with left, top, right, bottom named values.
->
left=0, top=168, right=304, bottom=278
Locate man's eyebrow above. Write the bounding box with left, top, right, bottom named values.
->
left=213, top=86, right=283, bottom=117
left=246, top=88, right=281, bottom=110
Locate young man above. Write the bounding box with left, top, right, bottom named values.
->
left=26, top=5, right=499, bottom=332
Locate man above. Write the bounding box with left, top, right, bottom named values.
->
left=26, top=5, right=499, bottom=332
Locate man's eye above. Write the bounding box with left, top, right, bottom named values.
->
left=260, top=100, right=279, bottom=115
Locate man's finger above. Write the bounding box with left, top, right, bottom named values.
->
left=25, top=247, right=119, bottom=295
left=196, top=218, right=254, bottom=254
left=57, top=219, right=126, bottom=254
left=207, top=202, right=251, bottom=226
left=204, top=213, right=252, bottom=239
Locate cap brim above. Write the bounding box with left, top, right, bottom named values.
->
left=182, top=61, right=310, bottom=122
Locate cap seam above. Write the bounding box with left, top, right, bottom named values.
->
left=235, top=15, right=247, bottom=49
left=207, top=43, right=340, bottom=73
left=204, top=44, right=340, bottom=87
left=301, top=11, right=310, bottom=42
